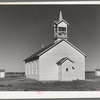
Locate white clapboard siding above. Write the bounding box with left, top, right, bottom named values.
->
left=39, top=41, right=85, bottom=81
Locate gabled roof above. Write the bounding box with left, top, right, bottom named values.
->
left=57, top=57, right=74, bottom=65
left=24, top=39, right=86, bottom=63
left=54, top=19, right=69, bottom=26
left=24, top=43, right=54, bottom=63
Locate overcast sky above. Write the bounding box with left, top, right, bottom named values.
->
left=0, top=5, right=100, bottom=72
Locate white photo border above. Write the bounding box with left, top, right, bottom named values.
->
left=0, top=1, right=100, bottom=99
left=0, top=1, right=99, bottom=5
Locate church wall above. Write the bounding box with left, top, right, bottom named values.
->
left=25, top=60, right=39, bottom=80
left=39, top=56, right=59, bottom=81
left=39, top=41, right=85, bottom=81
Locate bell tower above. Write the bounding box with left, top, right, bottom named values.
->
left=53, top=11, right=69, bottom=42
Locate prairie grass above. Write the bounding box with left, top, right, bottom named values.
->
left=0, top=71, right=99, bottom=91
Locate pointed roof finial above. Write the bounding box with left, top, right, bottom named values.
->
left=59, top=11, right=63, bottom=21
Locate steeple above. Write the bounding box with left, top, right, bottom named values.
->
left=59, top=11, right=63, bottom=21
left=53, top=11, right=69, bottom=42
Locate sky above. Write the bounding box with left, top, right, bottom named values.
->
left=0, top=5, right=100, bottom=72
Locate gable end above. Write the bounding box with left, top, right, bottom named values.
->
left=24, top=39, right=86, bottom=63
left=54, top=19, right=69, bottom=26
left=57, top=57, right=74, bottom=65
left=38, top=39, right=86, bottom=57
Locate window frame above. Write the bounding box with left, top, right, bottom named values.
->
left=35, top=61, right=38, bottom=76
left=66, top=68, right=68, bottom=71
left=58, top=27, right=66, bottom=32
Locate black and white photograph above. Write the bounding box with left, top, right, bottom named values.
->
left=0, top=1, right=100, bottom=94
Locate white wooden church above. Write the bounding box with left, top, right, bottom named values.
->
left=24, top=11, right=86, bottom=81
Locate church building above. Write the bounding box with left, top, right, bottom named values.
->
left=24, top=11, right=86, bottom=81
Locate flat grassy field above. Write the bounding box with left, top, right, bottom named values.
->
left=0, top=73, right=100, bottom=91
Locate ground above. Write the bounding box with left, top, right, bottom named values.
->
left=0, top=73, right=100, bottom=91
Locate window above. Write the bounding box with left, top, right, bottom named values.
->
left=66, top=68, right=68, bottom=71
left=72, top=66, right=75, bottom=70
left=35, top=61, right=38, bottom=75
left=25, top=64, right=27, bottom=75
left=30, top=62, right=32, bottom=75
left=59, top=27, right=66, bottom=31
left=28, top=63, right=30, bottom=75
left=32, top=62, right=34, bottom=75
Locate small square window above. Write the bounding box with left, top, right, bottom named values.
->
left=66, top=68, right=68, bottom=71
left=72, top=67, right=75, bottom=70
